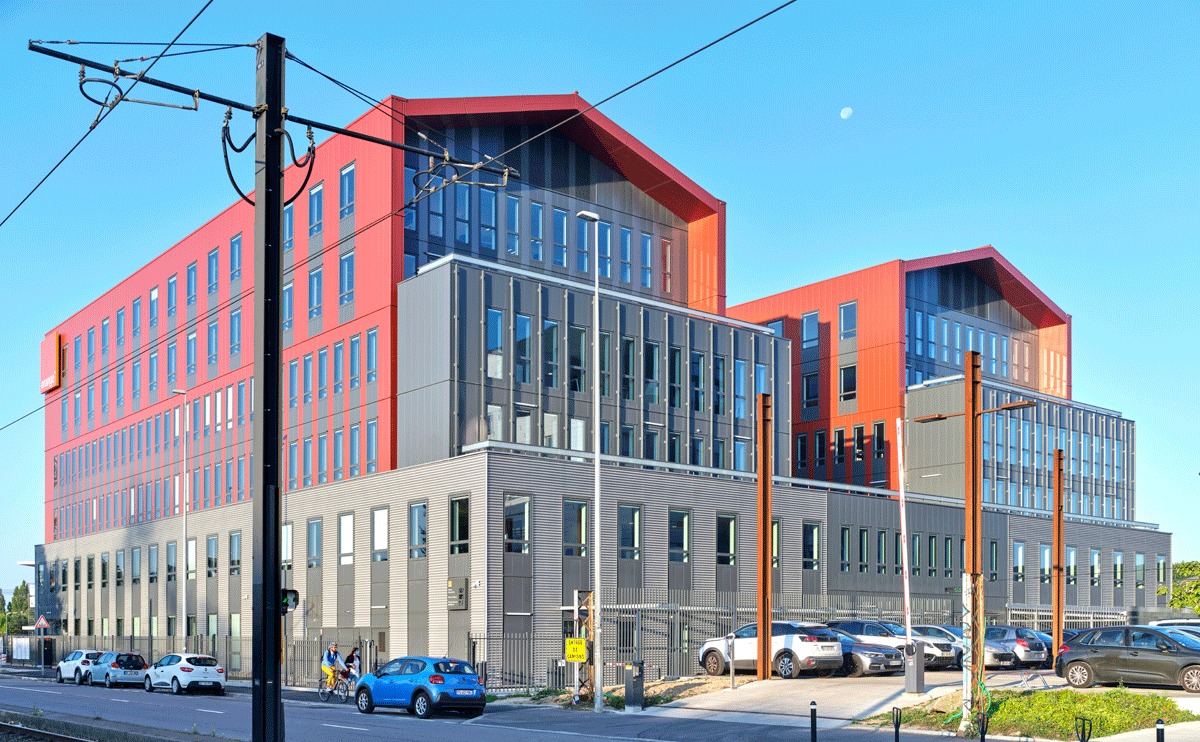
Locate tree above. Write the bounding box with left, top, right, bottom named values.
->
left=6, top=581, right=31, bottom=634
left=1159, top=560, right=1200, bottom=613
left=0, top=587, right=7, bottom=635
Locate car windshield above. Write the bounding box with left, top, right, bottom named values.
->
left=984, top=628, right=1006, bottom=640
left=432, top=660, right=476, bottom=675
left=942, top=626, right=964, bottom=639
left=880, top=623, right=906, bottom=635
left=1164, top=630, right=1200, bottom=651
left=186, top=656, right=218, bottom=667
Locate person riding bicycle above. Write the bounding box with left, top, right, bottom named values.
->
left=344, top=647, right=362, bottom=687
left=320, top=642, right=343, bottom=689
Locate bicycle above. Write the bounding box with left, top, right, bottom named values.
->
left=317, top=668, right=350, bottom=703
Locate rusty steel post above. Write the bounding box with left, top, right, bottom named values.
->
left=1052, top=448, right=1065, bottom=670
left=963, top=351, right=984, bottom=729
left=756, top=393, right=773, bottom=681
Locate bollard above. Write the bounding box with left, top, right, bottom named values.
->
left=1157, top=718, right=1165, bottom=742
left=1075, top=716, right=1092, bottom=742
left=891, top=706, right=902, bottom=742
left=978, top=711, right=990, bottom=742
left=810, top=700, right=817, bottom=742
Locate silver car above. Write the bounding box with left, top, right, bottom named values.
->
left=912, top=625, right=1018, bottom=669
left=984, top=625, right=1048, bottom=667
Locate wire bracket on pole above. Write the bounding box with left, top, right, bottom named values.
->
left=222, top=108, right=256, bottom=206
left=78, top=61, right=200, bottom=115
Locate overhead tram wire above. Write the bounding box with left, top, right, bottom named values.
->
left=32, top=40, right=255, bottom=47
left=1, top=0, right=220, bottom=231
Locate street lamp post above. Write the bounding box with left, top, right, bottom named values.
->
left=172, top=388, right=188, bottom=651
left=576, top=210, right=602, bottom=712
left=912, top=351, right=1034, bottom=734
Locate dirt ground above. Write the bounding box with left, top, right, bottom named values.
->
left=492, top=674, right=733, bottom=710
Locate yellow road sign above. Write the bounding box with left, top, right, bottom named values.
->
left=564, top=637, right=588, bottom=663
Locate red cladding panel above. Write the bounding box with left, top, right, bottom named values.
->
left=40, top=333, right=62, bottom=394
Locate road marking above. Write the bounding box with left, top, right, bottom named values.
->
left=322, top=723, right=369, bottom=731
left=463, top=720, right=674, bottom=742
left=196, top=709, right=224, bottom=714
left=109, top=699, right=131, bottom=703
left=0, top=685, right=63, bottom=695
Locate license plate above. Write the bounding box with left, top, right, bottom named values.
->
left=888, top=661, right=902, bottom=666
left=125, top=671, right=137, bottom=676
left=455, top=689, right=474, bottom=696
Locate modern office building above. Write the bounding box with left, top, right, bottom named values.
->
left=33, top=96, right=1170, bottom=678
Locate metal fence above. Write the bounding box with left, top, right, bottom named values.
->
left=1006, top=606, right=1129, bottom=631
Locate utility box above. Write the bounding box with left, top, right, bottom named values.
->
left=904, top=642, right=925, bottom=694
left=624, top=661, right=644, bottom=712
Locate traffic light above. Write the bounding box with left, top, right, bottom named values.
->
left=281, top=589, right=300, bottom=613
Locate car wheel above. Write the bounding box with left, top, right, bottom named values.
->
left=55, top=669, right=64, bottom=684
left=215, top=685, right=225, bottom=696
left=412, top=691, right=433, bottom=719
left=105, top=674, right=114, bottom=689
left=1181, top=666, right=1200, bottom=694
left=702, top=650, right=726, bottom=677
left=172, top=677, right=184, bottom=695
left=74, top=669, right=82, bottom=685
left=144, top=676, right=154, bottom=693
left=847, top=656, right=867, bottom=678
left=1065, top=662, right=1094, bottom=689
left=774, top=651, right=798, bottom=680
left=355, top=688, right=375, bottom=714
left=86, top=672, right=95, bottom=686
left=815, top=666, right=838, bottom=679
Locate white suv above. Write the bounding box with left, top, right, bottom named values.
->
left=144, top=653, right=225, bottom=695
left=827, top=620, right=957, bottom=669
left=699, top=621, right=843, bottom=679
left=55, top=649, right=103, bottom=685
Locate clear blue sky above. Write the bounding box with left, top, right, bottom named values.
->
left=0, top=1, right=1196, bottom=597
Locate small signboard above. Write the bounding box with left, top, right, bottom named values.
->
left=564, top=637, right=588, bottom=663
left=446, top=578, right=468, bottom=610
left=34, top=615, right=50, bottom=630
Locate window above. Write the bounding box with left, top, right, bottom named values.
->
left=1113, top=551, right=1124, bottom=589
left=618, top=227, right=633, bottom=283
left=802, top=522, right=820, bottom=571
left=505, top=196, right=520, bottom=255
left=543, top=320, right=559, bottom=387
left=282, top=283, right=293, bottom=330
left=349, top=334, right=361, bottom=388
left=166, top=542, right=177, bottom=582
left=802, top=372, right=819, bottom=409
left=116, top=307, right=126, bottom=344
left=317, top=432, right=328, bottom=483
left=989, top=541, right=999, bottom=581
left=1013, top=541, right=1025, bottom=582
left=877, top=531, right=888, bottom=574
left=338, top=251, right=355, bottom=304
left=166, top=343, right=177, bottom=385
left=427, top=175, right=444, bottom=238
left=712, top=356, right=727, bottom=415
left=814, top=430, right=827, bottom=467
left=1158, top=555, right=1167, bottom=586
left=131, top=297, right=141, bottom=337
left=504, top=495, right=530, bottom=553
left=1040, top=544, right=1052, bottom=584
left=643, top=341, right=659, bottom=403
left=332, top=429, right=343, bottom=481
left=288, top=360, right=298, bottom=408
left=1091, top=549, right=1101, bottom=587
left=148, top=545, right=158, bottom=583
left=619, top=504, right=642, bottom=560
left=569, top=326, right=587, bottom=393
left=365, top=418, right=378, bottom=473
left=486, top=404, right=503, bottom=440
left=734, top=439, right=748, bottom=471
left=206, top=321, right=218, bottom=366
left=801, top=312, right=818, bottom=349
left=131, top=360, right=141, bottom=399
left=929, top=534, right=938, bottom=577
left=336, top=513, right=353, bottom=565
left=859, top=529, right=870, bottom=573
left=228, top=234, right=243, bottom=282
left=643, top=429, right=659, bottom=460
left=450, top=497, right=470, bottom=554
left=309, top=183, right=323, bottom=235
left=338, top=164, right=355, bottom=218
left=596, top=221, right=611, bottom=277
left=640, top=233, right=652, bottom=288
left=206, top=536, right=218, bottom=578
left=1066, top=546, right=1077, bottom=586
left=668, top=510, right=690, bottom=563
left=620, top=337, right=636, bottom=401
left=833, top=428, right=845, bottom=465
left=206, top=248, right=219, bottom=295
left=945, top=537, right=954, bottom=578
left=839, top=302, right=857, bottom=340
left=839, top=365, right=857, bottom=402
left=690, top=351, right=706, bottom=410
left=479, top=187, right=497, bottom=250
left=514, top=314, right=532, bottom=383
left=529, top=202, right=543, bottom=261
left=317, top=347, right=328, bottom=399
left=332, top=341, right=344, bottom=394
left=873, top=421, right=885, bottom=459
left=303, top=354, right=313, bottom=404
left=349, top=423, right=360, bottom=476
left=562, top=499, right=587, bottom=557
left=599, top=332, right=612, bottom=397
left=283, top=204, right=294, bottom=251
left=852, top=425, right=865, bottom=461
left=1135, top=553, right=1145, bottom=589
left=552, top=208, right=568, bottom=266
left=795, top=433, right=808, bottom=474
left=229, top=309, right=241, bottom=355
left=366, top=328, right=378, bottom=382
left=576, top=215, right=591, bottom=272
left=308, top=266, right=323, bottom=318
left=839, top=527, right=851, bottom=572
left=101, top=317, right=110, bottom=354
left=911, top=534, right=921, bottom=576
left=306, top=519, right=322, bottom=567
left=148, top=287, right=159, bottom=328
left=455, top=182, right=471, bottom=245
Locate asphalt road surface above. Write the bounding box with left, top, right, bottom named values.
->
left=0, top=674, right=910, bottom=741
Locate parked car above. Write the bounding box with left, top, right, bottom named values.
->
left=55, top=649, right=102, bottom=685
left=1057, top=625, right=1200, bottom=693
left=144, top=653, right=225, bottom=695
left=824, top=627, right=905, bottom=677
left=911, top=625, right=1018, bottom=669
left=1150, top=619, right=1200, bottom=628
left=1030, top=629, right=1081, bottom=669
left=355, top=656, right=485, bottom=718
left=826, top=620, right=956, bottom=669
left=983, top=626, right=1048, bottom=667
left=88, top=652, right=149, bottom=688
left=699, top=621, right=843, bottom=679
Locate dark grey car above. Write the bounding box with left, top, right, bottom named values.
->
left=1057, top=625, right=1200, bottom=692
left=825, top=628, right=905, bottom=677
left=984, top=625, right=1048, bottom=667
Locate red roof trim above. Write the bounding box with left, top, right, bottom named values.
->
left=392, top=94, right=721, bottom=223
left=903, top=245, right=1069, bottom=329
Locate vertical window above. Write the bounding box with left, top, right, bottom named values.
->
left=795, top=433, right=808, bottom=474
left=712, top=356, right=727, bottom=415
left=691, top=351, right=706, bottom=410
left=366, top=418, right=378, bottom=473
left=206, top=248, right=219, bottom=295
left=229, top=309, right=241, bottom=355
left=338, top=251, right=355, bottom=304
left=945, top=536, right=954, bottom=578
left=229, top=234, right=242, bottom=281
left=166, top=543, right=176, bottom=582
left=619, top=227, right=631, bottom=282
left=504, top=495, right=530, bottom=553
left=562, top=499, right=587, bottom=556
left=1090, top=549, right=1101, bottom=587
left=288, top=360, right=298, bottom=408
left=349, top=334, right=361, bottom=388
left=619, top=504, right=642, bottom=560
left=911, top=534, right=921, bottom=576
left=839, top=527, right=851, bottom=571
left=802, top=522, right=820, bottom=571
left=365, top=507, right=386, bottom=562
left=332, top=341, right=344, bottom=394
left=800, top=312, right=819, bottom=349
left=505, top=195, right=520, bottom=255
left=486, top=404, right=503, bottom=441
left=639, top=233, right=653, bottom=288
left=839, top=365, right=857, bottom=401
left=131, top=360, right=141, bottom=399
left=116, top=307, right=126, bottom=344
left=303, top=354, right=313, bottom=403
left=928, top=534, right=938, bottom=576
left=403, top=167, right=416, bottom=231
left=479, top=187, right=497, bottom=250
left=148, top=288, right=159, bottom=328
left=282, top=283, right=293, bottom=330
left=667, top=347, right=683, bottom=407
left=186, top=538, right=197, bottom=580
left=302, top=437, right=312, bottom=486
left=852, top=425, right=865, bottom=461
left=877, top=530, right=888, bottom=574
left=1013, top=541, right=1025, bottom=582
left=514, top=314, right=532, bottom=383
left=308, top=266, right=323, bottom=318
left=1114, top=551, right=1124, bottom=589
left=455, top=182, right=471, bottom=245
left=148, top=352, right=159, bottom=391
left=206, top=536, right=218, bottom=578
left=349, top=423, right=360, bottom=477
left=668, top=511, right=690, bottom=563
left=317, top=432, right=328, bottom=483
left=660, top=238, right=673, bottom=292
left=543, top=412, right=560, bottom=448
left=802, top=372, right=818, bottom=410
left=338, top=164, right=355, bottom=218
left=486, top=309, right=504, bottom=380
left=450, top=497, right=470, bottom=554
left=366, top=328, right=378, bottom=382
left=838, top=302, right=857, bottom=340
left=859, top=528, right=870, bottom=573
left=833, top=429, right=845, bottom=465
left=569, top=326, right=587, bottom=393
left=339, top=513, right=353, bottom=565
left=309, top=183, right=324, bottom=235
left=643, top=429, right=659, bottom=460
left=598, top=332, right=612, bottom=397
left=131, top=298, right=141, bottom=337
left=229, top=532, right=241, bottom=575
left=283, top=203, right=294, bottom=251
left=598, top=221, right=611, bottom=278
left=543, top=320, right=559, bottom=387
left=427, top=175, right=444, bottom=238
left=814, top=430, right=827, bottom=467
left=643, top=341, right=659, bottom=404
left=576, top=215, right=590, bottom=272
left=318, top=347, right=328, bottom=399
left=529, top=201, right=543, bottom=261
left=205, top=320, right=218, bottom=365
left=514, top=408, right=532, bottom=444
left=101, top=317, right=110, bottom=354
left=332, top=429, right=343, bottom=481
left=552, top=208, right=568, bottom=266
left=988, top=541, right=999, bottom=581
left=734, top=439, right=748, bottom=471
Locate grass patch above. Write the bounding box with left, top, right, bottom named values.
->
left=872, top=687, right=1198, bottom=740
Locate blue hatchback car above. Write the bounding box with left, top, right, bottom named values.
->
left=355, top=656, right=486, bottom=718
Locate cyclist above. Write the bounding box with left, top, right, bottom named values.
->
left=320, top=642, right=343, bottom=690
left=344, top=647, right=362, bottom=687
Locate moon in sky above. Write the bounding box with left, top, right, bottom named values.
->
left=840, top=107, right=853, bottom=120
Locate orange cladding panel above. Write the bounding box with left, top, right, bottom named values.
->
left=687, top=208, right=725, bottom=315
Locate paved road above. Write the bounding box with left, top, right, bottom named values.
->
left=0, top=673, right=909, bottom=741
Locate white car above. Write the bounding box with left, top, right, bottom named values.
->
left=55, top=649, right=103, bottom=685
left=87, top=652, right=149, bottom=688
left=144, top=653, right=225, bottom=695
left=912, top=625, right=1018, bottom=669
left=827, top=620, right=957, bottom=668
left=699, top=621, right=843, bottom=679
